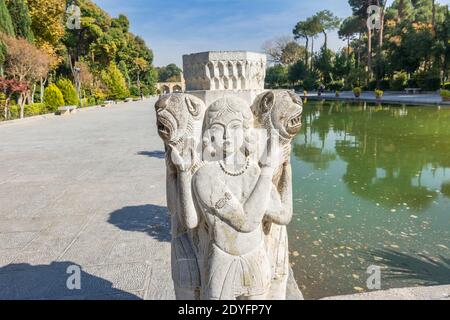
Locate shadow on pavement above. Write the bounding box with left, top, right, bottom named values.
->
left=0, top=262, right=141, bottom=300
left=108, top=204, right=171, bottom=242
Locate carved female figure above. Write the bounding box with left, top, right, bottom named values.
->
left=190, top=97, right=282, bottom=300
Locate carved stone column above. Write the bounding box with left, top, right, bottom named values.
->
left=155, top=51, right=303, bottom=300
left=182, top=51, right=266, bottom=106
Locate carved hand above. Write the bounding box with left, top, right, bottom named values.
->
left=169, top=140, right=196, bottom=173
left=260, top=134, right=283, bottom=175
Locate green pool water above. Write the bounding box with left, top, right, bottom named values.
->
left=289, top=100, right=450, bottom=299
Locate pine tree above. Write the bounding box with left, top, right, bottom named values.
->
left=0, top=0, right=14, bottom=76
left=7, top=0, right=34, bottom=42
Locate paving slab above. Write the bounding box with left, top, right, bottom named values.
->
left=0, top=98, right=175, bottom=299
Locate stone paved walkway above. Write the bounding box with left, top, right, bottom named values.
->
left=0, top=98, right=175, bottom=299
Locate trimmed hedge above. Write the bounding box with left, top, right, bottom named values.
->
left=44, top=84, right=65, bottom=111
left=24, top=103, right=46, bottom=117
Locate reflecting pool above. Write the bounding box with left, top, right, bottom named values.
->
left=289, top=101, right=450, bottom=299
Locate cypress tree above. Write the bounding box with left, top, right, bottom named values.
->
left=6, top=0, right=34, bottom=41
left=0, top=0, right=15, bottom=36
left=0, top=0, right=14, bottom=76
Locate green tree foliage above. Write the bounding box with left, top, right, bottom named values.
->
left=1, top=0, right=156, bottom=121
left=314, top=10, right=341, bottom=49
left=314, top=48, right=335, bottom=84
left=0, top=0, right=13, bottom=73
left=44, top=83, right=65, bottom=110
left=27, top=0, right=65, bottom=50
left=157, top=64, right=182, bottom=82
left=101, top=62, right=129, bottom=100
left=62, top=0, right=155, bottom=95
left=285, top=0, right=450, bottom=90
left=0, top=0, right=14, bottom=36
left=265, top=65, right=288, bottom=88
left=56, top=78, right=79, bottom=106
left=288, top=60, right=308, bottom=85
left=6, top=0, right=34, bottom=42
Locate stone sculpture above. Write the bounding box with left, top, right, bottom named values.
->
left=155, top=93, right=206, bottom=299
left=251, top=90, right=303, bottom=299
left=155, top=51, right=303, bottom=300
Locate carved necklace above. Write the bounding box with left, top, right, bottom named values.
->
left=219, top=157, right=250, bottom=177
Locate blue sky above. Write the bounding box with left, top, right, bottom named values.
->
left=94, top=0, right=448, bottom=67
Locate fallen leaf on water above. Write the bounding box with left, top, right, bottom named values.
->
left=374, top=256, right=383, bottom=262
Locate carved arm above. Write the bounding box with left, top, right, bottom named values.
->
left=193, top=167, right=275, bottom=233
left=264, top=162, right=293, bottom=226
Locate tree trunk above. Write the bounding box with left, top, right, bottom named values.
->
left=4, top=98, right=9, bottom=120
left=305, top=37, right=309, bottom=66
left=347, top=38, right=350, bottom=58
left=368, top=27, right=372, bottom=80
left=19, top=93, right=26, bottom=119
left=356, top=33, right=362, bottom=69
left=432, top=0, right=436, bottom=35
left=311, top=37, right=315, bottom=70
left=31, top=83, right=36, bottom=104
left=323, top=31, right=328, bottom=50
left=376, top=1, right=385, bottom=89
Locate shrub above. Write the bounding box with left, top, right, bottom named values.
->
left=24, top=103, right=46, bottom=117
left=101, top=63, right=130, bottom=100
left=56, top=78, right=79, bottom=106
left=329, top=80, right=344, bottom=91
left=368, top=80, right=377, bottom=91
left=141, top=86, right=153, bottom=97
left=369, top=79, right=390, bottom=91
left=379, top=79, right=391, bottom=90
left=443, top=82, right=450, bottom=90
left=414, top=71, right=441, bottom=91
left=87, top=97, right=97, bottom=106
left=43, top=84, right=64, bottom=111
left=93, top=87, right=107, bottom=104
left=375, top=89, right=384, bottom=99
left=440, top=89, right=450, bottom=101
left=302, top=76, right=316, bottom=91
left=390, top=71, right=408, bottom=91
left=407, top=79, right=418, bottom=88
left=353, top=87, right=362, bottom=97
left=8, top=104, right=19, bottom=119
left=419, top=77, right=441, bottom=91
left=129, top=85, right=140, bottom=97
